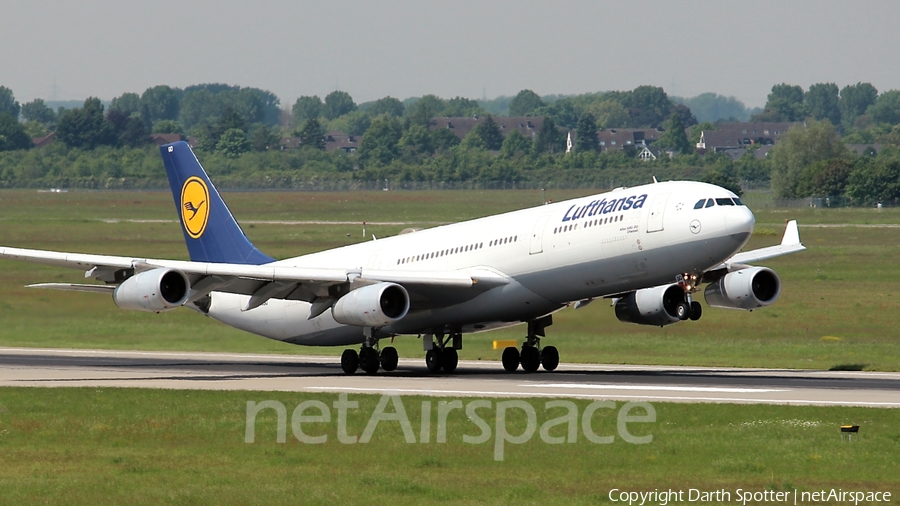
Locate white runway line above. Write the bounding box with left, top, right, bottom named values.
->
left=524, top=383, right=788, bottom=393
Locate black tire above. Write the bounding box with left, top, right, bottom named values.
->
left=501, top=347, right=520, bottom=372
left=442, top=348, right=459, bottom=373
left=425, top=349, right=443, bottom=373
left=340, top=349, right=358, bottom=375
left=541, top=346, right=559, bottom=371
left=380, top=346, right=399, bottom=372
left=676, top=301, right=691, bottom=321
left=360, top=347, right=380, bottom=375
left=689, top=301, right=702, bottom=321
left=521, top=346, right=541, bottom=373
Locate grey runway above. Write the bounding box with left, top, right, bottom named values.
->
left=1, top=347, right=899, bottom=407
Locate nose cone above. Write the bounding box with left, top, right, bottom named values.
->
left=726, top=205, right=755, bottom=238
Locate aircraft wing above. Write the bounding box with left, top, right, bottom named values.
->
left=716, top=220, right=805, bottom=268
left=0, top=246, right=508, bottom=310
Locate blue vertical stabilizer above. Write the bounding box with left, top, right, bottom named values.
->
left=159, top=141, right=274, bottom=265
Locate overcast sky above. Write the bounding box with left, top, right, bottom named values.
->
left=2, top=0, right=898, bottom=108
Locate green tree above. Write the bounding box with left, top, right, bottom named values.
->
left=846, top=158, right=900, bottom=203
left=358, top=115, right=403, bottom=167
left=109, top=92, right=142, bottom=115
left=152, top=120, right=184, bottom=135
left=398, top=124, right=433, bottom=159
left=574, top=113, right=598, bottom=153
left=364, top=96, right=404, bottom=117
left=141, top=85, right=180, bottom=122
left=179, top=89, right=224, bottom=129
left=292, top=96, right=322, bottom=125
left=56, top=97, right=117, bottom=149
left=509, top=89, right=544, bottom=116
left=431, top=127, right=461, bottom=153
left=796, top=159, right=852, bottom=198
left=805, top=83, right=841, bottom=125
left=769, top=120, right=847, bottom=198
left=471, top=115, right=504, bottom=150
left=839, top=82, right=878, bottom=126
left=405, top=95, right=445, bottom=126
left=298, top=118, right=326, bottom=150
left=442, top=97, right=482, bottom=117
left=587, top=100, right=630, bottom=128
left=21, top=99, right=56, bottom=125
left=0, top=86, right=20, bottom=119
left=625, top=85, right=673, bottom=127
left=498, top=129, right=532, bottom=158
left=107, top=109, right=150, bottom=148
left=323, top=91, right=356, bottom=120
left=702, top=167, right=743, bottom=197
left=656, top=113, right=691, bottom=155
left=757, top=83, right=807, bottom=122
left=0, top=113, right=32, bottom=151
left=249, top=124, right=281, bottom=151
left=533, top=117, right=564, bottom=154
left=216, top=128, right=250, bottom=158
left=674, top=93, right=750, bottom=123
left=867, top=90, right=900, bottom=125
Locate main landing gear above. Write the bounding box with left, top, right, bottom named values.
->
left=423, top=329, right=461, bottom=374
left=675, top=272, right=703, bottom=322
left=340, top=328, right=399, bottom=375
left=501, top=315, right=559, bottom=373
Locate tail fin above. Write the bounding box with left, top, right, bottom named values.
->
left=159, top=141, right=274, bottom=265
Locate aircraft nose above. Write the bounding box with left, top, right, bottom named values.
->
left=726, top=205, right=755, bottom=236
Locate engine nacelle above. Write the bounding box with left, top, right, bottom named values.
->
left=331, top=282, right=410, bottom=327
left=615, top=284, right=684, bottom=326
left=113, top=268, right=190, bottom=312
left=704, top=266, right=781, bottom=310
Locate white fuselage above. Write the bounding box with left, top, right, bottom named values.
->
left=206, top=181, right=755, bottom=346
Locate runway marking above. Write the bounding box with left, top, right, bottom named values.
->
left=303, top=387, right=900, bottom=407
left=525, top=383, right=788, bottom=393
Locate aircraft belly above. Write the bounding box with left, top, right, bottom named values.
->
left=516, top=232, right=750, bottom=303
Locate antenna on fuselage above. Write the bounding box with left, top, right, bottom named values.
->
left=652, top=176, right=659, bottom=184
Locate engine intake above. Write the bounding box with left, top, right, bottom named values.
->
left=615, top=284, right=683, bottom=326
left=332, top=282, right=410, bottom=327
left=704, top=267, right=781, bottom=310
left=113, top=268, right=190, bottom=312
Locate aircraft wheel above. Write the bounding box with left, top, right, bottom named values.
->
left=676, top=301, right=691, bottom=321
left=501, top=347, right=520, bottom=372
left=689, top=301, right=702, bottom=321
left=521, top=346, right=541, bottom=373
left=380, top=346, right=399, bottom=372
left=340, top=349, right=359, bottom=375
left=541, top=346, right=559, bottom=371
left=441, top=348, right=459, bottom=373
left=425, top=349, right=443, bottom=373
left=359, top=347, right=380, bottom=375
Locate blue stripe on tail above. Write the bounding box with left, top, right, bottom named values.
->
left=159, top=141, right=274, bottom=265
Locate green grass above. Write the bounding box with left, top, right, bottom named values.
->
left=2, top=189, right=900, bottom=371
left=0, top=387, right=897, bottom=505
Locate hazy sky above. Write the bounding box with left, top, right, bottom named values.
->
left=2, top=0, right=899, bottom=108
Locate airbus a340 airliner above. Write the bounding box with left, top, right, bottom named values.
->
left=0, top=142, right=805, bottom=375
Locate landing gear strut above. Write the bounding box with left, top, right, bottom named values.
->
left=340, top=328, right=398, bottom=375
left=502, top=315, right=558, bottom=373
left=676, top=272, right=703, bottom=321
left=423, top=329, right=461, bottom=373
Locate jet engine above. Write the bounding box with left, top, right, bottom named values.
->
left=704, top=266, right=781, bottom=310
left=614, top=284, right=683, bottom=326
left=113, top=268, right=190, bottom=312
left=331, top=282, right=410, bottom=327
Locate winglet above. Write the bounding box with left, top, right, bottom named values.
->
left=159, top=142, right=274, bottom=265
left=781, top=220, right=801, bottom=246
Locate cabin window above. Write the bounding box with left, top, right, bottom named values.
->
left=732, top=197, right=744, bottom=206
left=705, top=199, right=715, bottom=208
left=715, top=198, right=734, bottom=206
left=694, top=199, right=706, bottom=209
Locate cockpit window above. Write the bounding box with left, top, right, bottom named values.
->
left=694, top=199, right=706, bottom=209
left=732, top=197, right=744, bottom=206
left=705, top=199, right=715, bottom=208
left=715, top=198, right=735, bottom=206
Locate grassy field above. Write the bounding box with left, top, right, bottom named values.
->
left=0, top=387, right=897, bottom=505
left=2, top=189, right=900, bottom=371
